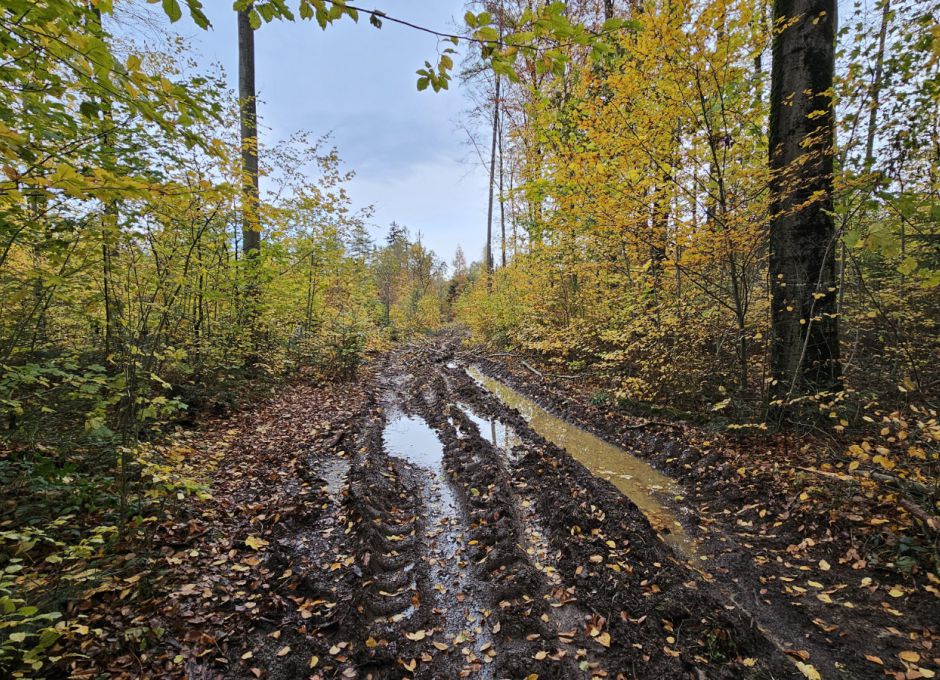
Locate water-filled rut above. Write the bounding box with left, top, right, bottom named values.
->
left=466, top=365, right=697, bottom=558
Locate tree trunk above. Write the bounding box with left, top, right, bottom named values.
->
left=238, top=6, right=261, bottom=256
left=864, top=0, right=890, bottom=167
left=485, top=74, right=501, bottom=279
left=498, top=102, right=507, bottom=268
left=768, top=0, right=841, bottom=418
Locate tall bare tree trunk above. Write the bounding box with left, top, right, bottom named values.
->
left=485, top=74, right=501, bottom=279
left=238, top=6, right=260, bottom=256
left=498, top=106, right=506, bottom=268
left=768, top=0, right=841, bottom=419
left=865, top=0, right=890, bottom=167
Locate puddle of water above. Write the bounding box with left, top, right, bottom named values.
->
left=466, top=367, right=696, bottom=557
left=382, top=411, right=496, bottom=677
left=455, top=403, right=521, bottom=460
left=385, top=414, right=449, bottom=469
left=314, top=457, right=349, bottom=497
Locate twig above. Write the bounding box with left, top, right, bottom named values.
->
left=520, top=359, right=585, bottom=381
left=622, top=420, right=682, bottom=430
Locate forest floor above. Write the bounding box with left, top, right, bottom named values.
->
left=58, top=334, right=937, bottom=680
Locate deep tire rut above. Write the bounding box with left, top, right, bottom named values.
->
left=338, top=342, right=798, bottom=679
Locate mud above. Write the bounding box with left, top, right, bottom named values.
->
left=313, top=340, right=799, bottom=679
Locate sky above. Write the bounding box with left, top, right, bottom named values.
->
left=161, top=1, right=490, bottom=266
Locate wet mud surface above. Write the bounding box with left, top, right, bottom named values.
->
left=299, top=341, right=799, bottom=679
left=60, top=338, right=936, bottom=680
left=466, top=345, right=939, bottom=680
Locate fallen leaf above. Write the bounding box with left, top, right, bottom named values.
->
left=245, top=535, right=269, bottom=550
left=796, top=661, right=821, bottom=680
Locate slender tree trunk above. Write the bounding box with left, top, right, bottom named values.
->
left=768, top=0, right=841, bottom=418
left=90, top=5, right=119, bottom=359
left=238, top=6, right=261, bottom=256
left=604, top=0, right=615, bottom=20
left=498, top=106, right=507, bottom=268
left=485, top=74, right=501, bottom=279
left=864, top=0, right=890, bottom=167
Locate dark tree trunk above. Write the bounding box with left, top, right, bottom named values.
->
left=498, top=103, right=506, bottom=268
left=238, top=6, right=261, bottom=256
left=768, top=0, right=841, bottom=417
left=485, top=74, right=501, bottom=278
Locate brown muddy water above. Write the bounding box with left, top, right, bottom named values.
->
left=466, top=366, right=697, bottom=558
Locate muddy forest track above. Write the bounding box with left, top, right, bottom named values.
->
left=51, top=336, right=935, bottom=680
left=335, top=340, right=799, bottom=679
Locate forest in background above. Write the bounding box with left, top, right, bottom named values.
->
left=1, top=0, right=938, bottom=676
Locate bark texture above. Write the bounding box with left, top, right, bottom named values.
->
left=238, top=6, right=261, bottom=255
left=768, top=0, right=841, bottom=413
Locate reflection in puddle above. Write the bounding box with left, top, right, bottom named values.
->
left=384, top=414, right=449, bottom=470
left=382, top=411, right=496, bottom=676
left=456, top=403, right=521, bottom=461
left=314, top=457, right=349, bottom=497
left=466, top=367, right=696, bottom=558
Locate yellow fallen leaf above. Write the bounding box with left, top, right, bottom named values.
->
left=405, top=630, right=427, bottom=641
left=819, top=559, right=830, bottom=571
left=245, top=535, right=268, bottom=550
left=276, top=645, right=290, bottom=657
left=796, top=661, right=821, bottom=680
left=241, top=651, right=253, bottom=660
left=742, top=658, right=757, bottom=667
left=365, top=637, right=378, bottom=648
left=864, top=655, right=882, bottom=665
left=597, top=632, right=611, bottom=647
left=888, top=587, right=904, bottom=598
left=432, top=641, right=449, bottom=651
left=400, top=658, right=417, bottom=671
left=534, top=650, right=547, bottom=660
left=309, top=655, right=319, bottom=668
left=899, top=650, right=920, bottom=663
